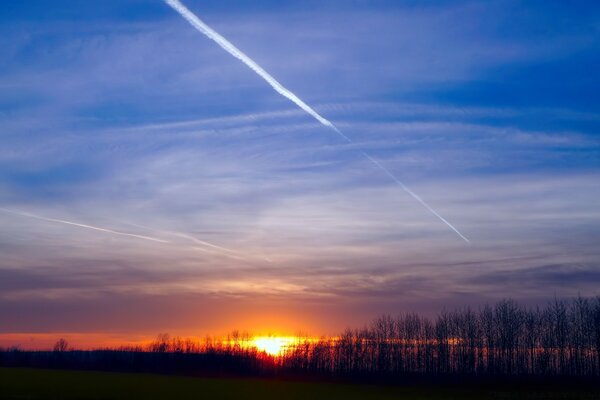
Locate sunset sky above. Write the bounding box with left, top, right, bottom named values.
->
left=1, top=0, right=600, bottom=349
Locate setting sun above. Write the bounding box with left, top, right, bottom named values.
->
left=251, top=336, right=296, bottom=356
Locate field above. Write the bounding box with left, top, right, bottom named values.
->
left=1, top=368, right=599, bottom=400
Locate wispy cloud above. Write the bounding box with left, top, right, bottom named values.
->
left=0, top=0, right=599, bottom=334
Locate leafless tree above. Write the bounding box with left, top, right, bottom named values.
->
left=53, top=338, right=70, bottom=352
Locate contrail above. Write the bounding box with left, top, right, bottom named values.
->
left=359, top=153, right=470, bottom=243
left=123, top=221, right=241, bottom=256
left=0, top=208, right=170, bottom=244
left=1, top=208, right=256, bottom=260
left=165, top=0, right=469, bottom=243
left=170, top=232, right=240, bottom=255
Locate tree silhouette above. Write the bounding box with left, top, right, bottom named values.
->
left=53, top=338, right=70, bottom=353
left=3, top=297, right=600, bottom=381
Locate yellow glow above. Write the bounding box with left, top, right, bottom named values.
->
left=252, top=336, right=296, bottom=356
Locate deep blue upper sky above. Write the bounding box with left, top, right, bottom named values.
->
left=0, top=0, right=599, bottom=337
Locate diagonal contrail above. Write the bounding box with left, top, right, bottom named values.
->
left=170, top=231, right=240, bottom=255
left=124, top=221, right=242, bottom=257
left=165, top=0, right=469, bottom=243
left=2, top=208, right=258, bottom=260
left=0, top=208, right=170, bottom=244
left=359, top=152, right=470, bottom=242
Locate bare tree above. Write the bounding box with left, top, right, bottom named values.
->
left=150, top=333, right=171, bottom=353
left=53, top=338, right=70, bottom=352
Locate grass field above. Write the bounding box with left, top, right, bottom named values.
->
left=0, top=368, right=598, bottom=400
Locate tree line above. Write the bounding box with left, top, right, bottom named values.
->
left=282, top=297, right=600, bottom=378
left=1, top=297, right=599, bottom=381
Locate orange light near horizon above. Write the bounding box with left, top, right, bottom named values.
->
left=251, top=336, right=297, bottom=356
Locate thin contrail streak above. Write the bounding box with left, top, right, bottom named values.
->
left=165, top=0, right=469, bottom=243
left=0, top=208, right=170, bottom=244
left=360, top=153, right=470, bottom=243
left=124, top=221, right=240, bottom=256
left=170, top=232, right=240, bottom=255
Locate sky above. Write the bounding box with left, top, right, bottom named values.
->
left=1, top=0, right=600, bottom=348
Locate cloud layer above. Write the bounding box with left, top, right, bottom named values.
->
left=0, top=0, right=599, bottom=339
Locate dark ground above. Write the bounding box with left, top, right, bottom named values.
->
left=0, top=368, right=599, bottom=399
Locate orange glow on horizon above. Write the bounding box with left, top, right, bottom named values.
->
left=0, top=332, right=329, bottom=353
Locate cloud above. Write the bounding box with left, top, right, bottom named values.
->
left=0, top=0, right=599, bottom=334
left=466, top=264, right=600, bottom=295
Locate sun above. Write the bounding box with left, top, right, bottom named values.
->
left=252, top=336, right=295, bottom=356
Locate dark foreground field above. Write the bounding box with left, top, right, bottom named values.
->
left=1, top=368, right=599, bottom=400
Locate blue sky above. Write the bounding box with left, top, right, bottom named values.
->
left=1, top=0, right=599, bottom=340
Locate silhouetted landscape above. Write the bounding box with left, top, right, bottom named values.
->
left=3, top=298, right=600, bottom=399
left=3, top=298, right=600, bottom=385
